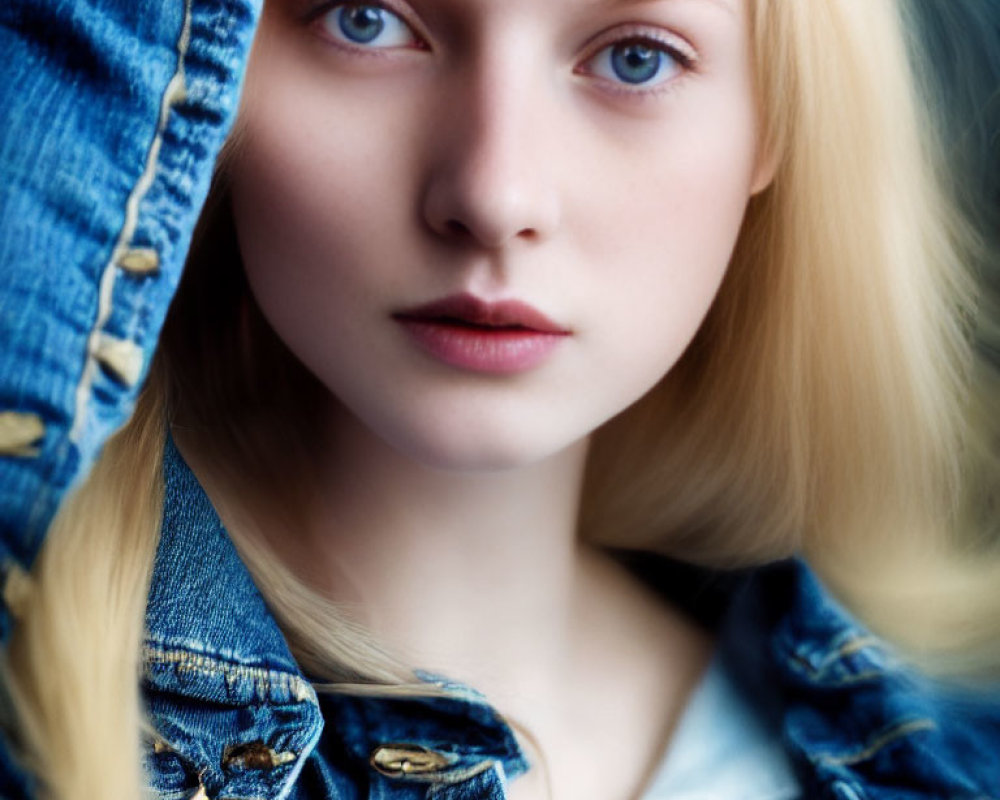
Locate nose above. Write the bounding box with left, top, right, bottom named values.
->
left=421, top=61, right=561, bottom=249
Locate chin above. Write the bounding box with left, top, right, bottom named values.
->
left=379, top=413, right=583, bottom=474
left=399, top=432, right=559, bottom=473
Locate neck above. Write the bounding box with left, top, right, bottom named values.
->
left=277, top=402, right=593, bottom=683
left=175, top=408, right=716, bottom=800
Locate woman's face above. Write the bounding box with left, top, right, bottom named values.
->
left=230, top=0, right=770, bottom=470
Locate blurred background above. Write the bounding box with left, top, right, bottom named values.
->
left=911, top=0, right=999, bottom=548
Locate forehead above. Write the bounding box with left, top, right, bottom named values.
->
left=418, top=0, right=738, bottom=19
left=571, top=0, right=735, bottom=13
left=432, top=0, right=736, bottom=9
left=283, top=0, right=739, bottom=22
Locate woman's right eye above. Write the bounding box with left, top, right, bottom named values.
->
left=317, top=3, right=421, bottom=50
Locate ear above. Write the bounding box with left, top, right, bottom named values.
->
left=749, top=137, right=780, bottom=196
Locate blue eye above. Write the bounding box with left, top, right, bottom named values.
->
left=590, top=40, right=685, bottom=88
left=320, top=3, right=418, bottom=49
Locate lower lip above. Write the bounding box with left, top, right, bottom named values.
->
left=395, top=319, right=568, bottom=374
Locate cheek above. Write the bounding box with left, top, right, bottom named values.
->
left=234, top=108, right=395, bottom=265
left=234, top=25, right=430, bottom=268
left=572, top=113, right=756, bottom=377
left=229, top=81, right=419, bottom=348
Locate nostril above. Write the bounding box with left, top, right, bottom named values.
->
left=442, top=218, right=538, bottom=245
left=445, top=219, right=470, bottom=237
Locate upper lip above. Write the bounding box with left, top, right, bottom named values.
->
left=393, top=292, right=570, bottom=334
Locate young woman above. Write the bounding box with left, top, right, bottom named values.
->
left=0, top=1, right=997, bottom=799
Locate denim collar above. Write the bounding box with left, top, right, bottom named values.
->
left=726, top=559, right=1000, bottom=799
left=143, top=434, right=528, bottom=800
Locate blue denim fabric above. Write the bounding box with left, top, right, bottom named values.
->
left=766, top=574, right=1000, bottom=799
left=0, top=0, right=261, bottom=642
left=2, top=2, right=1000, bottom=799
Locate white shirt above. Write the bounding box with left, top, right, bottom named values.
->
left=640, top=654, right=802, bottom=800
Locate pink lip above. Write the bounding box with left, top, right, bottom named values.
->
left=392, top=293, right=570, bottom=374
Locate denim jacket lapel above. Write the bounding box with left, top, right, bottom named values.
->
left=143, top=433, right=324, bottom=800
left=756, top=561, right=1000, bottom=799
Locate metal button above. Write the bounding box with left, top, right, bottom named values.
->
left=221, top=740, right=296, bottom=770
left=92, top=332, right=144, bottom=387
left=151, top=738, right=172, bottom=754
left=370, top=743, right=452, bottom=778
left=2, top=560, right=33, bottom=620
left=0, top=411, right=44, bottom=457
left=116, top=247, right=160, bottom=275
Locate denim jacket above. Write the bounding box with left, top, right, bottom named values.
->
left=1, top=1, right=999, bottom=798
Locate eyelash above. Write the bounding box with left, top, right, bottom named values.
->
left=304, top=1, right=698, bottom=95
left=579, top=31, right=696, bottom=96
left=305, top=1, right=425, bottom=53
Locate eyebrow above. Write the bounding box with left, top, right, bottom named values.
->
left=602, top=0, right=735, bottom=15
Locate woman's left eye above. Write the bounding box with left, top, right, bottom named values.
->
left=317, top=3, right=419, bottom=49
left=586, top=38, right=689, bottom=89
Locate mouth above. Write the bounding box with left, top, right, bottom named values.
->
left=392, top=292, right=569, bottom=334
left=392, top=292, right=570, bottom=374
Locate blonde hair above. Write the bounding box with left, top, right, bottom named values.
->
left=4, top=1, right=997, bottom=798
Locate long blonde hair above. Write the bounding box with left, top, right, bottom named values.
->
left=4, top=1, right=997, bottom=798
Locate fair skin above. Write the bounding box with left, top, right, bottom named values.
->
left=211, top=0, right=772, bottom=797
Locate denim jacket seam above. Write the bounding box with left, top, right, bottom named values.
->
left=810, top=717, right=937, bottom=767
left=786, top=631, right=891, bottom=684
left=143, top=643, right=317, bottom=705
left=388, top=758, right=496, bottom=788
left=792, top=668, right=886, bottom=687
left=68, top=0, right=193, bottom=445
left=423, top=760, right=501, bottom=797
